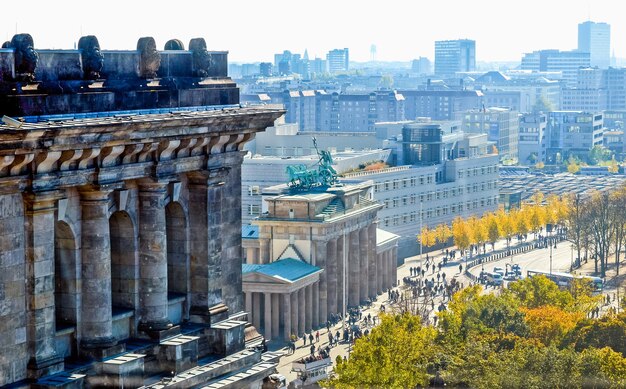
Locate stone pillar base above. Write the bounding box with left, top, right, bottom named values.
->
left=27, top=355, right=65, bottom=380
left=189, top=303, right=229, bottom=326
left=156, top=335, right=199, bottom=375
left=99, top=353, right=145, bottom=388
left=203, top=319, right=246, bottom=357
left=33, top=372, right=86, bottom=389
left=80, top=343, right=126, bottom=361
left=137, top=324, right=181, bottom=342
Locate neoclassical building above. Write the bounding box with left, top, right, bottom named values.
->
left=0, top=34, right=283, bottom=387
left=242, top=181, right=399, bottom=341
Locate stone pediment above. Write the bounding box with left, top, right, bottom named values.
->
left=242, top=271, right=290, bottom=285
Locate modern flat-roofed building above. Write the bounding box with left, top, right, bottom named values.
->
left=578, top=21, right=611, bottom=69
left=519, top=113, right=548, bottom=164
left=521, top=50, right=591, bottom=86
left=546, top=111, right=604, bottom=162
left=459, top=107, right=519, bottom=163
left=327, top=48, right=349, bottom=73
left=435, top=39, right=476, bottom=77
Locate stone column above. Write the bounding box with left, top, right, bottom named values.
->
left=283, top=293, right=292, bottom=341
left=272, top=294, right=280, bottom=340
left=188, top=171, right=227, bottom=325
left=245, top=292, right=252, bottom=317
left=252, top=293, right=261, bottom=330
left=23, top=192, right=64, bottom=377
left=348, top=230, right=360, bottom=307
left=138, top=182, right=173, bottom=334
left=387, top=250, right=394, bottom=287
left=312, top=282, right=319, bottom=328
left=79, top=188, right=119, bottom=355
left=290, top=292, right=299, bottom=336
left=359, top=228, right=369, bottom=303
left=305, top=285, right=312, bottom=332
left=382, top=251, right=389, bottom=290
left=368, top=224, right=377, bottom=298
left=220, top=154, right=245, bottom=313
left=336, top=235, right=346, bottom=316
left=377, top=252, right=384, bottom=293
left=326, top=239, right=338, bottom=318
left=259, top=238, right=271, bottom=264
left=298, top=288, right=305, bottom=336
left=391, top=246, right=398, bottom=283
left=264, top=293, right=272, bottom=340
left=314, top=240, right=328, bottom=324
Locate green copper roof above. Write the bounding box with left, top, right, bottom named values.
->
left=242, top=258, right=321, bottom=282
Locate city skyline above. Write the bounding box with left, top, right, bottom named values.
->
left=2, top=0, right=625, bottom=64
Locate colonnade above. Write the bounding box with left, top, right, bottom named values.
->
left=247, top=223, right=398, bottom=341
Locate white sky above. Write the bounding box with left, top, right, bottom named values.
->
left=1, top=0, right=622, bottom=63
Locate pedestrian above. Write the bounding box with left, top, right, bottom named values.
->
left=315, top=331, right=320, bottom=343
left=328, top=332, right=333, bottom=347
left=310, top=344, right=315, bottom=355
left=421, top=269, right=426, bottom=277
left=459, top=264, right=463, bottom=273
left=336, top=330, right=341, bottom=343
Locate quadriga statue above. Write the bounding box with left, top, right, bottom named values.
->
left=10, top=33, right=38, bottom=82
left=189, top=38, right=211, bottom=77
left=78, top=35, right=104, bottom=80
left=137, top=37, right=161, bottom=78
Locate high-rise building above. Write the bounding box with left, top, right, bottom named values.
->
left=434, top=39, right=476, bottom=77
left=327, top=48, right=350, bottom=73
left=411, top=57, right=432, bottom=75
left=578, top=21, right=611, bottom=69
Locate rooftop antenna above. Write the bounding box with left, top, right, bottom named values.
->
left=370, top=44, right=377, bottom=62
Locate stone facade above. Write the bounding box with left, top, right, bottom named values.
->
left=242, top=182, right=399, bottom=341
left=0, top=34, right=284, bottom=387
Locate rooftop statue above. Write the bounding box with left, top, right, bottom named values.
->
left=286, top=137, right=338, bottom=189
left=78, top=35, right=104, bottom=80
left=137, top=36, right=161, bottom=78
left=10, top=33, right=38, bottom=82
left=164, top=39, right=185, bottom=50
left=189, top=38, right=211, bottom=77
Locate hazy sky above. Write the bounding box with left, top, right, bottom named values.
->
left=2, top=0, right=623, bottom=63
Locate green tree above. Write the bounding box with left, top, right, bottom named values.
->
left=327, top=313, right=438, bottom=388
left=506, top=275, right=574, bottom=310
left=532, top=95, right=554, bottom=113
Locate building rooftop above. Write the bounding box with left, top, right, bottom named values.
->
left=242, top=258, right=321, bottom=283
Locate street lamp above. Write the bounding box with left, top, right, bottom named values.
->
left=549, top=238, right=553, bottom=275
left=570, top=244, right=574, bottom=272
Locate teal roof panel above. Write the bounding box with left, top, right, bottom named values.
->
left=242, top=258, right=321, bottom=282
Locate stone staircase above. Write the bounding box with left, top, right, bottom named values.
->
left=33, top=315, right=275, bottom=389
left=319, top=198, right=345, bottom=218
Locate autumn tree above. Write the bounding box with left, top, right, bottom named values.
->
left=418, top=226, right=437, bottom=250
left=523, top=305, right=583, bottom=346
left=485, top=212, right=501, bottom=251
left=435, top=223, right=451, bottom=252
left=452, top=217, right=471, bottom=257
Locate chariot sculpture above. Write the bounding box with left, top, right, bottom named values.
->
left=286, top=137, right=338, bottom=189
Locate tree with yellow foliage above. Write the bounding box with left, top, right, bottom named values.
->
left=497, top=208, right=515, bottom=249
left=513, top=207, right=530, bottom=239
left=418, top=226, right=436, bottom=250
left=528, top=205, right=546, bottom=238
left=468, top=216, right=488, bottom=254
left=452, top=217, right=471, bottom=257
left=522, top=305, right=583, bottom=347
left=435, top=223, right=451, bottom=252
left=485, top=212, right=501, bottom=251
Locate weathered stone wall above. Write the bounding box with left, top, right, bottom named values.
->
left=0, top=193, right=28, bottom=386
